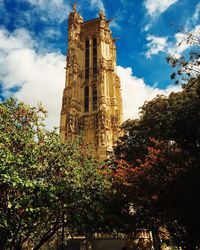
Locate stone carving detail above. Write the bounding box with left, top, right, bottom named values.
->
left=114, top=74, right=121, bottom=88
left=93, top=114, right=99, bottom=130
left=106, top=130, right=111, bottom=145
left=78, top=69, right=83, bottom=79
left=60, top=6, right=123, bottom=161
left=78, top=116, right=84, bottom=131
left=67, top=113, right=79, bottom=134
left=99, top=96, right=107, bottom=105
left=94, top=133, right=99, bottom=147
left=110, top=98, right=117, bottom=105
left=69, top=100, right=81, bottom=111
left=68, top=4, right=83, bottom=30
left=98, top=97, right=117, bottom=106
left=67, top=113, right=73, bottom=133
left=99, top=69, right=104, bottom=83
left=73, top=63, right=78, bottom=74
left=99, top=58, right=114, bottom=71
left=77, top=41, right=83, bottom=50
left=100, top=131, right=106, bottom=146
left=99, top=30, right=112, bottom=43
left=111, top=114, right=119, bottom=129
left=62, top=96, right=67, bottom=109
left=99, top=10, right=106, bottom=19
left=99, top=106, right=107, bottom=129
left=81, top=26, right=100, bottom=40
left=73, top=3, right=77, bottom=12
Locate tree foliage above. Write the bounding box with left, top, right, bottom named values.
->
left=167, top=29, right=200, bottom=84
left=0, top=98, right=112, bottom=250
left=112, top=75, right=200, bottom=249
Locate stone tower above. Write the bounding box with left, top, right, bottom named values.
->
left=60, top=4, right=123, bottom=161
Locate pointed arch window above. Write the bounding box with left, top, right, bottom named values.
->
left=84, top=85, right=89, bottom=112
left=93, top=38, right=97, bottom=79
left=92, top=84, right=97, bottom=111
left=85, top=40, right=90, bottom=80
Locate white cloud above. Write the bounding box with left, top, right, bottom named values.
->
left=109, top=19, right=121, bottom=30
left=168, top=32, right=189, bottom=58
left=0, top=28, right=181, bottom=130
left=24, top=0, right=70, bottom=22
left=192, top=3, right=200, bottom=23
left=144, top=0, right=178, bottom=16
left=0, top=28, right=65, bottom=129
left=143, top=0, right=178, bottom=32
left=43, top=28, right=61, bottom=39
left=89, top=0, right=105, bottom=12
left=191, top=25, right=200, bottom=39
left=144, top=23, right=152, bottom=32
left=0, top=0, right=4, bottom=8
left=146, top=24, right=200, bottom=59
left=0, top=29, right=34, bottom=56
left=117, top=66, right=181, bottom=121
left=185, top=3, right=200, bottom=30
left=146, top=35, right=168, bottom=58
left=168, top=25, right=200, bottom=59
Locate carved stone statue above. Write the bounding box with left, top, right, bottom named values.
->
left=99, top=106, right=107, bottom=129
left=73, top=3, right=77, bottom=12
left=99, top=10, right=106, bottom=19
left=100, top=131, right=106, bottom=146
left=106, top=130, right=111, bottom=144
left=70, top=114, right=75, bottom=132
left=94, top=133, right=99, bottom=147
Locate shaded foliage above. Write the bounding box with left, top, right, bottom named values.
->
left=112, top=75, right=200, bottom=249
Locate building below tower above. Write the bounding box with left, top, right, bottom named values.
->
left=60, top=4, right=123, bottom=161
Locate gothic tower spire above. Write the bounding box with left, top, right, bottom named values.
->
left=60, top=5, right=123, bottom=161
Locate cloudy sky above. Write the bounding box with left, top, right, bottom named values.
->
left=0, top=0, right=199, bottom=129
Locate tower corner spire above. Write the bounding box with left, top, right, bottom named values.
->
left=68, top=2, right=83, bottom=29
left=73, top=2, right=77, bottom=12
left=99, top=10, right=106, bottom=19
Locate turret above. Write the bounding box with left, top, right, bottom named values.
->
left=60, top=4, right=123, bottom=161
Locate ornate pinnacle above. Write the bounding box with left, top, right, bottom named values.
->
left=73, top=2, right=77, bottom=12
left=99, top=10, right=106, bottom=19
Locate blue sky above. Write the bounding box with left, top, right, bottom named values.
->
left=0, top=0, right=199, bottom=128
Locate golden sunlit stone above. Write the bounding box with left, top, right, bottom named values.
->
left=60, top=6, right=123, bottom=161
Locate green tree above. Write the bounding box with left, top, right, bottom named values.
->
left=112, top=75, right=200, bottom=249
left=114, top=95, right=170, bottom=163
left=0, top=98, right=112, bottom=250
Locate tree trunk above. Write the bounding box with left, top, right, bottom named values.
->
left=151, top=227, right=161, bottom=250
left=61, top=213, right=65, bottom=250
left=33, top=229, right=58, bottom=250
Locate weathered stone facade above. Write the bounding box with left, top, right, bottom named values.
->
left=60, top=4, right=123, bottom=161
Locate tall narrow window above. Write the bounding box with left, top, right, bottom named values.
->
left=85, top=40, right=89, bottom=80
left=93, top=38, right=97, bottom=79
left=84, top=86, right=89, bottom=112
left=92, top=84, right=97, bottom=111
